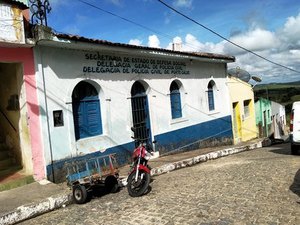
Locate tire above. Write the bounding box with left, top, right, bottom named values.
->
left=291, top=144, right=298, bottom=155
left=127, top=170, right=150, bottom=197
left=73, top=185, right=88, bottom=204
left=105, top=176, right=119, bottom=193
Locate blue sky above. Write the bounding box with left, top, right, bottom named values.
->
left=47, top=0, right=300, bottom=83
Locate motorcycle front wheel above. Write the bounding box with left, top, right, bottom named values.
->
left=127, top=170, right=150, bottom=197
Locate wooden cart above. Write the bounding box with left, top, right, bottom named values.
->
left=66, top=154, right=120, bottom=204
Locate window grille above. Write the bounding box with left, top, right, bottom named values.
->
left=207, top=81, right=215, bottom=111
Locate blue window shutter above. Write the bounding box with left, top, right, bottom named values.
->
left=208, top=89, right=215, bottom=111
left=170, top=90, right=182, bottom=119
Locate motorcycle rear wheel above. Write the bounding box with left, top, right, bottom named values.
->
left=127, top=171, right=150, bottom=197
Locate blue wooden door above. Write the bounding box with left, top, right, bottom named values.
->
left=170, top=90, right=182, bottom=119
left=72, top=82, right=102, bottom=140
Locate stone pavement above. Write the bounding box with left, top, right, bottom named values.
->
left=20, top=141, right=300, bottom=225
left=0, top=138, right=266, bottom=225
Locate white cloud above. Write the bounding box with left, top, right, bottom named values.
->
left=106, top=0, right=122, bottom=6
left=49, top=0, right=69, bottom=9
left=184, top=33, right=203, bottom=50
left=129, top=39, right=143, bottom=46
left=280, top=12, right=300, bottom=48
left=173, top=0, right=193, bottom=8
left=63, top=25, right=80, bottom=35
left=224, top=28, right=279, bottom=55
left=289, top=50, right=300, bottom=60
left=164, top=15, right=171, bottom=25
left=130, top=11, right=300, bottom=83
left=166, top=34, right=224, bottom=54
left=173, top=36, right=182, bottom=43
left=161, top=13, right=300, bottom=83
left=148, top=35, right=160, bottom=48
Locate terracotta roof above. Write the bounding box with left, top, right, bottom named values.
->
left=4, top=0, right=29, bottom=8
left=55, top=33, right=235, bottom=62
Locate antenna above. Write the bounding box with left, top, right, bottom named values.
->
left=227, top=67, right=251, bottom=83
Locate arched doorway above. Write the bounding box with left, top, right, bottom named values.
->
left=0, top=63, right=24, bottom=178
left=72, top=81, right=102, bottom=140
left=131, top=81, right=151, bottom=146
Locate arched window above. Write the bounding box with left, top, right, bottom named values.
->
left=72, top=81, right=102, bottom=140
left=170, top=81, right=182, bottom=119
left=131, top=81, right=151, bottom=144
left=131, top=81, right=146, bottom=96
left=207, top=80, right=215, bottom=111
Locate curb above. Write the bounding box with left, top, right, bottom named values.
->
left=0, top=194, right=73, bottom=225
left=0, top=139, right=266, bottom=225
left=150, top=139, right=264, bottom=176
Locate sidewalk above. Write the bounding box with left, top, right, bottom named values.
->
left=0, top=138, right=267, bottom=225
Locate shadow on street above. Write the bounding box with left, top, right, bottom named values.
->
left=87, top=185, right=122, bottom=203
left=290, top=169, right=300, bottom=198
left=269, top=143, right=292, bottom=155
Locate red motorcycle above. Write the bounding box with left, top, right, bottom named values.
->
left=127, top=131, right=157, bottom=197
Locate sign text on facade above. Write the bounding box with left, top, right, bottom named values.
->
left=83, top=53, right=190, bottom=75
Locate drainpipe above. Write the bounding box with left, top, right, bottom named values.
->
left=39, top=47, right=55, bottom=182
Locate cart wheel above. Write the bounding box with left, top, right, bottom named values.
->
left=105, top=176, right=119, bottom=193
left=73, top=185, right=88, bottom=204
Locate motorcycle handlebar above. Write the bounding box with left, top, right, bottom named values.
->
left=131, top=137, right=156, bottom=152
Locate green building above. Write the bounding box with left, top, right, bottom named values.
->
left=255, top=98, right=272, bottom=137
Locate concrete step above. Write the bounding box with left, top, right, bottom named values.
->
left=0, top=141, right=17, bottom=171
left=0, top=158, right=14, bottom=170
left=0, top=165, right=22, bottom=179
left=0, top=150, right=9, bottom=161
left=0, top=141, right=20, bottom=179
left=0, top=143, right=8, bottom=151
left=0, top=175, right=34, bottom=192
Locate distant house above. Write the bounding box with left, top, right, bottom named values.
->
left=271, top=101, right=287, bottom=140
left=255, top=98, right=272, bottom=137
left=0, top=1, right=45, bottom=181
left=32, top=25, right=235, bottom=182
left=227, top=76, right=257, bottom=143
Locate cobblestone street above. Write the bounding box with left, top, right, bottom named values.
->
left=21, top=143, right=300, bottom=225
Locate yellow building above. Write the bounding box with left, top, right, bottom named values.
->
left=227, top=76, right=258, bottom=144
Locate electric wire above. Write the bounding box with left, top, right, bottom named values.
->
left=78, top=0, right=300, bottom=75
left=74, top=0, right=265, bottom=152
left=157, top=0, right=300, bottom=74
left=3, top=0, right=297, bottom=75
left=77, top=0, right=169, bottom=39
left=76, top=0, right=206, bottom=53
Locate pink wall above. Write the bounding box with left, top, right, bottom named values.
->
left=0, top=47, right=45, bottom=180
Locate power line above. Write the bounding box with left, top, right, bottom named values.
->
left=78, top=0, right=299, bottom=75
left=77, top=0, right=169, bottom=38
left=157, top=0, right=300, bottom=74
left=77, top=0, right=202, bottom=52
